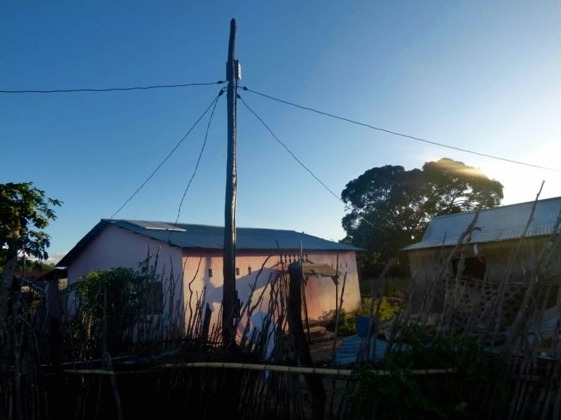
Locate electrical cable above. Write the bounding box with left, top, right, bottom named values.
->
left=238, top=94, right=342, bottom=203
left=238, top=93, right=380, bottom=233
left=242, top=87, right=559, bottom=173
left=109, top=89, right=225, bottom=219
left=3, top=78, right=554, bottom=172
left=0, top=81, right=224, bottom=94
left=168, top=89, right=224, bottom=242
left=5, top=78, right=554, bottom=236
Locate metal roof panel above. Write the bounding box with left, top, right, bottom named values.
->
left=57, top=219, right=362, bottom=267
left=402, top=196, right=561, bottom=251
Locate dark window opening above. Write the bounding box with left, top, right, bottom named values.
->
left=452, top=257, right=486, bottom=280
left=236, top=267, right=240, bottom=276
left=208, top=269, right=213, bottom=278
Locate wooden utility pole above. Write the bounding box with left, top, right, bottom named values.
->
left=223, top=18, right=239, bottom=346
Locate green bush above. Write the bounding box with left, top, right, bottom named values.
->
left=345, top=326, right=508, bottom=419
left=325, top=297, right=401, bottom=336
left=355, top=296, right=401, bottom=322
left=67, top=259, right=159, bottom=359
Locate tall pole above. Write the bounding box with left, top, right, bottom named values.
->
left=223, top=18, right=239, bottom=346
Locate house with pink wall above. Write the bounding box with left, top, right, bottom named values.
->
left=56, top=219, right=363, bottom=340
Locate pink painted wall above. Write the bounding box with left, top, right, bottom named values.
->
left=66, top=225, right=186, bottom=319
left=180, top=251, right=362, bottom=331
left=65, top=226, right=361, bottom=336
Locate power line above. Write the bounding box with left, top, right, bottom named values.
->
left=238, top=94, right=342, bottom=202
left=3, top=79, right=555, bottom=173
left=239, top=93, right=380, bottom=233
left=110, top=89, right=225, bottom=219
left=0, top=81, right=224, bottom=94
left=242, top=87, right=559, bottom=173
left=169, top=89, right=224, bottom=241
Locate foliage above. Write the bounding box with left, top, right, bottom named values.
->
left=355, top=296, right=401, bottom=322
left=0, top=182, right=62, bottom=263
left=360, top=276, right=410, bottom=300
left=0, top=259, right=55, bottom=280
left=340, top=158, right=503, bottom=274
left=1, top=181, right=62, bottom=329
left=329, top=308, right=356, bottom=335
left=0, top=183, right=61, bottom=420
left=67, top=258, right=159, bottom=359
left=345, top=326, right=508, bottom=419
left=326, top=297, right=401, bottom=336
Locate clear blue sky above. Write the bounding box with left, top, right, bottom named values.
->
left=1, top=1, right=559, bottom=264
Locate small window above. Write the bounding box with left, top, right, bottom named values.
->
left=208, top=269, right=213, bottom=278
left=248, top=266, right=252, bottom=274
left=236, top=267, right=240, bottom=276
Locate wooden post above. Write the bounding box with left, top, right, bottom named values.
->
left=287, top=262, right=325, bottom=420
left=223, top=18, right=239, bottom=346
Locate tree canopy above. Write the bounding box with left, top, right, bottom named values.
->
left=0, top=182, right=62, bottom=263
left=341, top=158, right=503, bottom=275
left=1, top=182, right=62, bottom=320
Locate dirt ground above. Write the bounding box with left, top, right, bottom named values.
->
left=309, top=336, right=345, bottom=364
left=304, top=336, right=357, bottom=419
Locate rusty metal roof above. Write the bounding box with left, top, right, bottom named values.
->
left=402, top=196, right=561, bottom=252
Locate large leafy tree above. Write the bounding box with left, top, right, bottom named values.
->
left=0, top=182, right=62, bottom=320
left=0, top=182, right=61, bottom=419
left=341, top=158, right=503, bottom=275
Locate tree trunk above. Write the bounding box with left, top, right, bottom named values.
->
left=0, top=251, right=18, bottom=322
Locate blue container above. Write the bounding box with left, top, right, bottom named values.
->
left=355, top=316, right=370, bottom=337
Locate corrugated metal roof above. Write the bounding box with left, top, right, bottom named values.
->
left=402, top=196, right=561, bottom=252
left=58, top=219, right=362, bottom=267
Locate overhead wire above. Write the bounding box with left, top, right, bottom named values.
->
left=4, top=79, right=555, bottom=172
left=5, top=78, right=556, bottom=234
left=238, top=92, right=379, bottom=232
left=109, top=89, right=225, bottom=219
left=241, top=86, right=559, bottom=173
left=238, top=94, right=341, bottom=203
left=2, top=79, right=555, bottom=172
left=168, top=88, right=225, bottom=242
left=0, top=81, right=224, bottom=94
